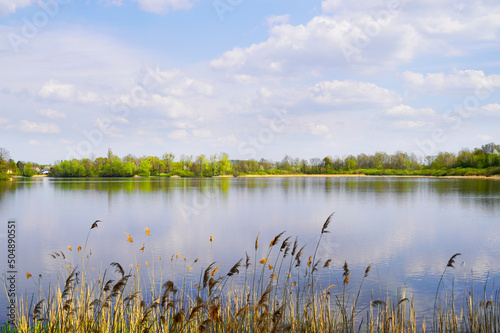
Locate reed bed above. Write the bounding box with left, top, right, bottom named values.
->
left=2, top=215, right=500, bottom=333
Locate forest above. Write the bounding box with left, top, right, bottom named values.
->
left=1, top=143, right=500, bottom=179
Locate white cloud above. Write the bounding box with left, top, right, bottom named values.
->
left=267, top=15, right=290, bottom=27
left=391, top=120, right=433, bottom=129
left=38, top=80, right=76, bottom=101
left=133, top=0, right=194, bottom=13
left=211, top=16, right=366, bottom=75
left=37, top=109, right=67, bottom=120
left=0, top=0, right=34, bottom=15
left=211, top=0, right=500, bottom=78
left=19, top=120, right=60, bottom=133
left=28, top=139, right=39, bottom=146
left=168, top=129, right=189, bottom=140
left=384, top=104, right=435, bottom=117
left=37, top=80, right=101, bottom=104
left=211, top=11, right=423, bottom=76
left=192, top=129, right=211, bottom=138
left=254, top=79, right=400, bottom=111
left=310, top=80, right=400, bottom=107
left=477, top=104, right=500, bottom=116
left=475, top=135, right=495, bottom=141
left=308, top=124, right=329, bottom=135
left=402, top=70, right=500, bottom=95
left=217, top=135, right=238, bottom=145
left=94, top=117, right=124, bottom=138
left=174, top=121, right=195, bottom=129
left=0, top=117, right=9, bottom=125
left=137, top=68, right=213, bottom=97
left=151, top=95, right=193, bottom=118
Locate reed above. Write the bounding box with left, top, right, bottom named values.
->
left=2, top=216, right=499, bottom=332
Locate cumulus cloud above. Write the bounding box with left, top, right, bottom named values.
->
left=402, top=70, right=500, bottom=95
left=308, top=123, right=329, bottom=135
left=37, top=109, right=67, bottom=120
left=133, top=0, right=194, bottom=13
left=255, top=79, right=401, bottom=111
left=477, top=104, right=500, bottom=116
left=391, top=120, right=434, bottom=129
left=475, top=134, right=495, bottom=141
left=211, top=0, right=500, bottom=78
left=267, top=15, right=290, bottom=27
left=211, top=16, right=368, bottom=75
left=137, top=68, right=213, bottom=97
left=0, top=0, right=34, bottom=15
left=168, top=129, right=189, bottom=140
left=192, top=129, right=211, bottom=138
left=384, top=104, right=435, bottom=117
left=37, top=80, right=101, bottom=104
left=310, top=80, right=400, bottom=106
left=211, top=10, right=422, bottom=76
left=38, top=80, right=76, bottom=101
left=19, top=120, right=60, bottom=133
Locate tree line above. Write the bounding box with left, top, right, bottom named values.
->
left=1, top=143, right=500, bottom=179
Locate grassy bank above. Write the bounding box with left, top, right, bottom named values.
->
left=2, top=217, right=499, bottom=332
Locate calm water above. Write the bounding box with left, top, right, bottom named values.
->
left=1, top=176, right=500, bottom=324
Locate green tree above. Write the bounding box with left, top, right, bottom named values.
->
left=218, top=153, right=232, bottom=175
left=162, top=153, right=175, bottom=173
left=0, top=148, right=10, bottom=179
left=22, top=162, right=36, bottom=177
left=138, top=159, right=152, bottom=177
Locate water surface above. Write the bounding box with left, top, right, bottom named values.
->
left=1, top=176, right=500, bottom=324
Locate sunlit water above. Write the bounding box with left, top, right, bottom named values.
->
left=1, top=176, right=500, bottom=325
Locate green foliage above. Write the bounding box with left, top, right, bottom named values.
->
left=22, top=162, right=37, bottom=177
left=167, top=169, right=196, bottom=177
left=7, top=142, right=500, bottom=179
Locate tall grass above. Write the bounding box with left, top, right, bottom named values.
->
left=2, top=216, right=500, bottom=332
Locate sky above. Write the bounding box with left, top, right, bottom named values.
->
left=0, top=0, right=499, bottom=164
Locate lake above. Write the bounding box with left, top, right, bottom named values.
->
left=1, top=176, right=500, bottom=325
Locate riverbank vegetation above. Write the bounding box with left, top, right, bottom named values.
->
left=1, top=143, right=500, bottom=179
left=2, top=217, right=499, bottom=332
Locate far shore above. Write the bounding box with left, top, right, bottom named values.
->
left=224, top=174, right=500, bottom=180
left=5, top=174, right=499, bottom=181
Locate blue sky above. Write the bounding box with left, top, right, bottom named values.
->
left=1, top=0, right=499, bottom=164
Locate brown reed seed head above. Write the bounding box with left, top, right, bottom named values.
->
left=270, top=231, right=285, bottom=248
left=343, top=273, right=350, bottom=285
left=321, top=213, right=334, bottom=234
left=343, top=261, right=349, bottom=276
left=211, top=265, right=220, bottom=276
left=91, top=220, right=101, bottom=229
left=447, top=253, right=461, bottom=268
left=364, top=264, right=371, bottom=277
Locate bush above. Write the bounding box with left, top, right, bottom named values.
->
left=486, top=167, right=500, bottom=176
left=168, top=169, right=195, bottom=177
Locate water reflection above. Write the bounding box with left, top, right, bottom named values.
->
left=1, top=176, right=499, bottom=324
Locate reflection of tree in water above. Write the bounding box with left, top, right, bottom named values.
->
left=0, top=181, right=18, bottom=204
left=430, top=179, right=500, bottom=212
left=50, top=178, right=235, bottom=199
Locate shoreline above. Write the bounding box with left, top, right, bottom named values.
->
left=232, top=174, right=500, bottom=180
left=4, top=174, right=499, bottom=181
